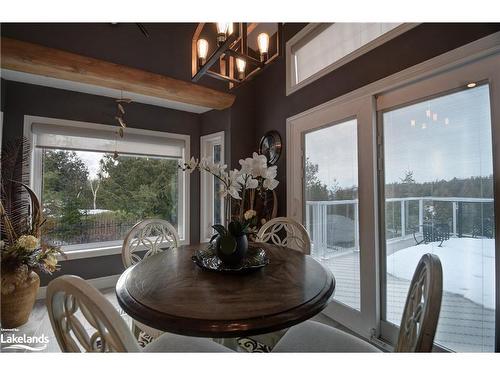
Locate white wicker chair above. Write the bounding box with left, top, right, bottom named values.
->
left=256, top=217, right=311, bottom=254
left=122, top=219, right=180, bottom=340
left=273, top=253, right=443, bottom=352
left=242, top=217, right=312, bottom=348
left=46, top=275, right=231, bottom=352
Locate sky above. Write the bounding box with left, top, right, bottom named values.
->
left=75, top=150, right=105, bottom=180
left=305, top=84, right=493, bottom=189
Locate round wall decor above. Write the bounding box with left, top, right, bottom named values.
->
left=258, top=130, right=282, bottom=166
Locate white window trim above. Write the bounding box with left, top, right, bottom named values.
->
left=23, top=115, right=191, bottom=260
left=287, top=32, right=500, bottom=351
left=286, top=23, right=420, bottom=96
left=200, top=131, right=225, bottom=242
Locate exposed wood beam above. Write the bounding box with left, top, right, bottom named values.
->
left=1, top=37, right=235, bottom=111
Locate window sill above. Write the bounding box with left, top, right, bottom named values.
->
left=57, top=239, right=189, bottom=261
left=57, top=245, right=123, bottom=261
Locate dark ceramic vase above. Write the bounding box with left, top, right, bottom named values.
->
left=216, top=234, right=248, bottom=267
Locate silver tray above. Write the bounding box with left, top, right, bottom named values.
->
left=192, top=246, right=269, bottom=274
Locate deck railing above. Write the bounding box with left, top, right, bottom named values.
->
left=306, top=196, right=494, bottom=258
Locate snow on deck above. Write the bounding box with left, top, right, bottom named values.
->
left=387, top=238, right=495, bottom=309
left=315, top=238, right=495, bottom=352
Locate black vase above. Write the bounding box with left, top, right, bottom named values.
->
left=216, top=234, right=248, bottom=267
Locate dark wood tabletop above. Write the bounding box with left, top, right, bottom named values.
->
left=115, top=243, right=335, bottom=338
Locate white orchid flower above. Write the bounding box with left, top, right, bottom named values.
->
left=250, top=152, right=268, bottom=177
left=264, top=165, right=277, bottom=179
left=184, top=156, right=198, bottom=172
left=263, top=177, right=279, bottom=190
left=238, top=157, right=253, bottom=175
left=237, top=173, right=259, bottom=189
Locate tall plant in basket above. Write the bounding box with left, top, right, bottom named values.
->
left=1, top=138, right=63, bottom=328
left=179, top=152, right=278, bottom=266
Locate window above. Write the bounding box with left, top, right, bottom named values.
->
left=26, top=117, right=190, bottom=254
left=381, top=85, right=495, bottom=352
left=200, top=131, right=225, bottom=242
left=287, top=35, right=500, bottom=351
left=286, top=23, right=415, bottom=95
left=304, top=119, right=360, bottom=310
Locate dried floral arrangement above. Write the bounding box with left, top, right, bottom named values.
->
left=1, top=138, right=64, bottom=294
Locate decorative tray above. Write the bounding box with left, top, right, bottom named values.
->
left=192, top=246, right=269, bottom=274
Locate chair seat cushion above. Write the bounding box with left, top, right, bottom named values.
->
left=142, top=332, right=233, bottom=353
left=272, top=321, right=381, bottom=353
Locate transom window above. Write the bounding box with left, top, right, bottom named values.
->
left=286, top=23, right=415, bottom=95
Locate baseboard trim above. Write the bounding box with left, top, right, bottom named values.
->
left=36, top=274, right=121, bottom=300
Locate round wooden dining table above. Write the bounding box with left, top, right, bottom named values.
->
left=116, top=243, right=335, bottom=338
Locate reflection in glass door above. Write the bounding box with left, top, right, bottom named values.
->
left=381, top=84, right=495, bottom=352
left=304, top=119, right=360, bottom=310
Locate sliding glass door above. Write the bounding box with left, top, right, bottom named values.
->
left=287, top=96, right=379, bottom=336
left=288, top=42, right=500, bottom=351
left=376, top=51, right=500, bottom=351
left=304, top=119, right=361, bottom=310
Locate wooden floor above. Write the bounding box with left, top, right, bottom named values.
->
left=0, top=288, right=340, bottom=353
left=319, top=250, right=495, bottom=352
left=0, top=288, right=125, bottom=353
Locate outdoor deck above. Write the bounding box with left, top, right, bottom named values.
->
left=317, top=250, right=495, bottom=352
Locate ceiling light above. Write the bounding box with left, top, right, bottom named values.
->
left=467, top=82, right=477, bottom=88
left=216, top=23, right=230, bottom=46
left=197, top=39, right=209, bottom=66
left=236, top=58, right=246, bottom=80
left=257, top=33, right=270, bottom=62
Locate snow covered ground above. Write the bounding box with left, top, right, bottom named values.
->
left=387, top=237, right=495, bottom=309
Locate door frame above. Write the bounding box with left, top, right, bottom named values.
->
left=286, top=31, right=500, bottom=351
left=375, top=52, right=500, bottom=349
left=287, top=96, right=380, bottom=338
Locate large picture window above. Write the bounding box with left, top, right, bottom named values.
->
left=26, top=117, right=189, bottom=254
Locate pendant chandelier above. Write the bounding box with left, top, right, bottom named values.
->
left=192, top=23, right=281, bottom=89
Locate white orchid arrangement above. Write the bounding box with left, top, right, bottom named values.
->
left=179, top=152, right=279, bottom=232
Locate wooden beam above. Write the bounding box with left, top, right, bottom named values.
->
left=1, top=37, right=235, bottom=111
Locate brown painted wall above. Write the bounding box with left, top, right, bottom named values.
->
left=1, top=79, right=202, bottom=285
left=252, top=23, right=500, bottom=215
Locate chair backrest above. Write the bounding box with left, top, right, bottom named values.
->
left=46, top=275, right=140, bottom=353
left=395, top=253, right=443, bottom=352
left=256, top=217, right=311, bottom=254
left=122, top=219, right=180, bottom=268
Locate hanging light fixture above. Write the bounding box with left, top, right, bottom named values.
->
left=236, top=58, right=246, bottom=80
left=257, top=32, right=270, bottom=62
left=216, top=23, right=230, bottom=46
left=192, top=23, right=282, bottom=89
left=197, top=39, right=209, bottom=66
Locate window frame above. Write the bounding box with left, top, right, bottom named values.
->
left=287, top=32, right=500, bottom=352
left=23, top=115, right=191, bottom=260
left=285, top=23, right=419, bottom=96
left=199, top=131, right=225, bottom=243
left=376, top=58, right=500, bottom=351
